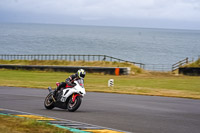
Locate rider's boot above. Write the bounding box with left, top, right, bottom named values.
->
left=53, top=82, right=65, bottom=97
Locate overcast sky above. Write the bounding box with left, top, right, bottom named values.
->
left=0, top=0, right=200, bottom=29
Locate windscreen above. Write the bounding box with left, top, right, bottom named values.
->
left=77, top=79, right=84, bottom=87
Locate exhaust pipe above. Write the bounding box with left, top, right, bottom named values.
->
left=48, top=87, right=56, bottom=102
left=48, top=87, right=53, bottom=92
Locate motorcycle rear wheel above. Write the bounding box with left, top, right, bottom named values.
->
left=67, top=96, right=82, bottom=112
left=44, top=93, right=55, bottom=109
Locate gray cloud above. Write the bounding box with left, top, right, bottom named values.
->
left=0, top=0, right=200, bottom=29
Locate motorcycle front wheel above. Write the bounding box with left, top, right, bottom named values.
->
left=44, top=93, right=55, bottom=109
left=67, top=96, right=82, bottom=112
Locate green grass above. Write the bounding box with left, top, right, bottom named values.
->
left=0, top=69, right=200, bottom=99
left=0, top=114, right=72, bottom=133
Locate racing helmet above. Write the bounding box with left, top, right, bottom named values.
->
left=77, top=69, right=86, bottom=79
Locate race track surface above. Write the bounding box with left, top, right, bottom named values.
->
left=0, top=86, right=200, bottom=133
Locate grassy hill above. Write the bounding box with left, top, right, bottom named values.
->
left=184, top=58, right=200, bottom=67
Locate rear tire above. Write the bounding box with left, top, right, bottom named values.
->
left=44, top=93, right=55, bottom=109
left=67, top=96, right=82, bottom=112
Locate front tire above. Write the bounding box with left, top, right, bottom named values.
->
left=44, top=93, right=55, bottom=109
left=67, top=96, right=82, bottom=112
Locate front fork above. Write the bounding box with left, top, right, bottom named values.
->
left=72, top=94, right=80, bottom=103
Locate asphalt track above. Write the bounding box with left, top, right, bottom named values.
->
left=0, top=86, right=200, bottom=133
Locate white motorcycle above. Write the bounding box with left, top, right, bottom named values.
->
left=44, top=79, right=86, bottom=112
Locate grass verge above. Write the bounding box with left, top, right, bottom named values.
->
left=0, top=114, right=72, bottom=133
left=0, top=69, right=200, bottom=99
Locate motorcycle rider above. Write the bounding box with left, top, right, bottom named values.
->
left=53, top=69, right=86, bottom=96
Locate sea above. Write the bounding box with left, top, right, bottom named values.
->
left=0, top=23, right=200, bottom=70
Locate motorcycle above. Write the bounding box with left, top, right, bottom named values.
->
left=44, top=79, right=86, bottom=112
